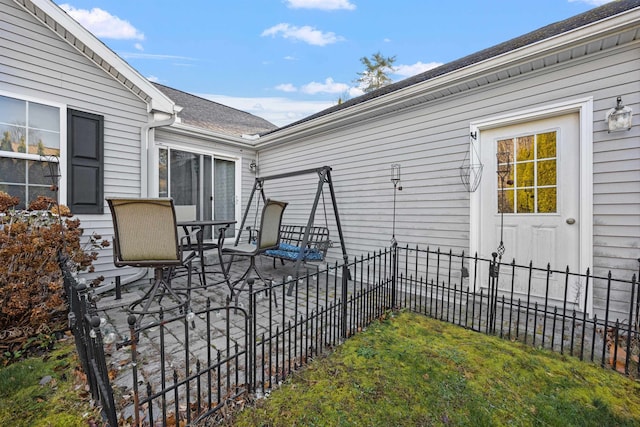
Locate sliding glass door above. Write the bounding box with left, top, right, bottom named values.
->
left=159, top=147, right=236, bottom=238
left=214, top=159, right=235, bottom=227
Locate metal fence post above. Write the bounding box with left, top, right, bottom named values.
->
left=391, top=242, right=398, bottom=308
left=489, top=252, right=498, bottom=334
left=341, top=262, right=349, bottom=339
left=247, top=279, right=255, bottom=393
left=88, top=314, right=118, bottom=427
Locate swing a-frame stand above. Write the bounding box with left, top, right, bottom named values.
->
left=235, top=166, right=349, bottom=293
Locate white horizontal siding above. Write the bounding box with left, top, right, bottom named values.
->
left=258, top=41, right=640, bottom=317
left=1, top=0, right=151, bottom=283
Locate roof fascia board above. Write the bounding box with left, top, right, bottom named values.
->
left=257, top=8, right=640, bottom=148
left=20, top=0, right=177, bottom=115
left=165, top=122, right=258, bottom=150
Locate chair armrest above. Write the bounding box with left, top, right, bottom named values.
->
left=245, top=226, right=259, bottom=244
left=179, top=227, right=201, bottom=249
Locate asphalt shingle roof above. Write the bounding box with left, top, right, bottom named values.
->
left=153, top=83, right=277, bottom=137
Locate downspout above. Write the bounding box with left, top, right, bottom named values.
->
left=141, top=114, right=177, bottom=197
left=129, top=113, right=177, bottom=282
left=94, top=113, right=177, bottom=295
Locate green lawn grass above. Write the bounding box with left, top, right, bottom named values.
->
left=231, top=310, right=640, bottom=427
left=4, top=312, right=639, bottom=426
left=0, top=336, right=99, bottom=427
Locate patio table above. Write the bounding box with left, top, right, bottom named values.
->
left=177, top=219, right=236, bottom=289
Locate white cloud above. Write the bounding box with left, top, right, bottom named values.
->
left=59, top=4, right=144, bottom=40
left=134, top=43, right=144, bottom=51
left=285, top=0, right=356, bottom=10
left=118, top=52, right=195, bottom=61
left=276, top=83, right=297, bottom=92
left=261, top=23, right=344, bottom=46
left=301, top=77, right=350, bottom=95
left=348, top=87, right=364, bottom=98
left=275, top=78, right=362, bottom=99
left=198, top=94, right=334, bottom=127
left=147, top=75, right=160, bottom=83
left=393, top=61, right=442, bottom=78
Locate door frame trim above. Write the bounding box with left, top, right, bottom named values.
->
left=469, top=97, right=593, bottom=313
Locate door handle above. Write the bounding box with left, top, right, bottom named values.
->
left=566, top=218, right=576, bottom=225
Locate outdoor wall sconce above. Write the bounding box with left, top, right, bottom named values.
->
left=605, top=96, right=633, bottom=132
left=249, top=160, right=258, bottom=173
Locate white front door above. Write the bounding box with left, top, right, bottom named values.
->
left=476, top=113, right=581, bottom=302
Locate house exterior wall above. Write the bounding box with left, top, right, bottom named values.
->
left=1, top=0, right=150, bottom=280
left=257, top=41, right=640, bottom=316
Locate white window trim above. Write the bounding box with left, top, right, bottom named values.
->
left=469, top=97, right=594, bottom=313
left=0, top=90, right=68, bottom=205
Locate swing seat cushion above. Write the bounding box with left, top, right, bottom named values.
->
left=264, top=246, right=323, bottom=261
left=263, top=224, right=330, bottom=263
left=278, top=242, right=304, bottom=253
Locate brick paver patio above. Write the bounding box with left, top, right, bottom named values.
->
left=92, top=254, right=339, bottom=422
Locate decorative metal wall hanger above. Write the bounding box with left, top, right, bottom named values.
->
left=459, top=131, right=483, bottom=192
left=42, top=155, right=61, bottom=191
left=496, top=151, right=512, bottom=259
left=391, top=164, right=402, bottom=246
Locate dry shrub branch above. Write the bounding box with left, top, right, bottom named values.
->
left=0, top=192, right=108, bottom=363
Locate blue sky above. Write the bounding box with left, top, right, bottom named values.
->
left=54, top=0, right=612, bottom=127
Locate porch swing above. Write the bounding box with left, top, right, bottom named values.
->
left=264, top=183, right=331, bottom=265
left=233, top=165, right=349, bottom=292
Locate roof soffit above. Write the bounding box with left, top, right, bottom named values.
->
left=16, top=0, right=177, bottom=115
left=258, top=7, right=640, bottom=147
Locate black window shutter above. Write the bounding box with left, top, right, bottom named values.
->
left=67, top=109, right=104, bottom=214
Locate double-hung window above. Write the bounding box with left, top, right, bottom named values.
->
left=0, top=95, right=61, bottom=209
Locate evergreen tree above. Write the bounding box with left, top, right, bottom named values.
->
left=17, top=137, right=26, bottom=153
left=0, top=131, right=12, bottom=152
left=355, top=52, right=396, bottom=93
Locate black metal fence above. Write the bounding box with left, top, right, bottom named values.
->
left=66, top=246, right=639, bottom=426
left=60, top=256, right=118, bottom=427
left=394, top=246, right=639, bottom=378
